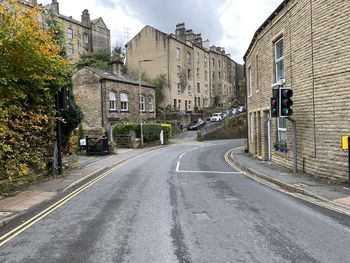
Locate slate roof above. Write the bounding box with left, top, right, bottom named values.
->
left=86, top=67, right=155, bottom=89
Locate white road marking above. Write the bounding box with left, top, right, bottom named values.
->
left=176, top=161, right=180, bottom=172
left=176, top=170, right=242, bottom=174
left=179, top=152, right=186, bottom=159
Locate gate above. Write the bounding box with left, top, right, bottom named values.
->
left=115, top=134, right=132, bottom=148
left=85, top=136, right=109, bottom=155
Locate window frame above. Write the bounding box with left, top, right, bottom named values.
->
left=176, top=48, right=180, bottom=60
left=274, top=37, right=284, bottom=82
left=148, top=96, right=154, bottom=112
left=139, top=94, right=145, bottom=112
left=120, top=92, right=128, bottom=112
left=109, top=91, right=117, bottom=111
left=67, top=28, right=73, bottom=40
left=277, top=117, right=287, bottom=143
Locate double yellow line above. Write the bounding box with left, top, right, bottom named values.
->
left=0, top=162, right=125, bottom=247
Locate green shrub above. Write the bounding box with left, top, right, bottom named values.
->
left=113, top=122, right=140, bottom=140
left=196, top=131, right=204, bottom=141
left=142, top=124, right=162, bottom=142
left=161, top=124, right=172, bottom=139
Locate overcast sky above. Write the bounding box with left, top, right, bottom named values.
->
left=38, top=0, right=282, bottom=64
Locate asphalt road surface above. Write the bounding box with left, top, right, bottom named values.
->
left=1, top=139, right=350, bottom=262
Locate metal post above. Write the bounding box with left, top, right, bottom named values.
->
left=138, top=59, right=153, bottom=148
left=56, top=93, right=62, bottom=175
left=287, top=117, right=297, bottom=174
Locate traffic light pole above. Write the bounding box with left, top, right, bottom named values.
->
left=287, top=117, right=297, bottom=174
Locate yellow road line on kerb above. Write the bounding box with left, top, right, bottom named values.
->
left=0, top=161, right=128, bottom=247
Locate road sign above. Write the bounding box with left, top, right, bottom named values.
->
left=342, top=135, right=348, bottom=151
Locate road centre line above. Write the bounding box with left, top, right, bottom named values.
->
left=179, top=152, right=186, bottom=159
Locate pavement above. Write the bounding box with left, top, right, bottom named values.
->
left=1, top=141, right=350, bottom=227
left=0, top=146, right=166, bottom=226
left=226, top=147, right=350, bottom=216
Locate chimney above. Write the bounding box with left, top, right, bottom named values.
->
left=194, top=33, right=202, bottom=47
left=175, top=22, right=186, bottom=42
left=81, top=9, right=91, bottom=27
left=109, top=56, right=123, bottom=76
left=51, top=0, right=59, bottom=14
left=186, top=29, right=194, bottom=43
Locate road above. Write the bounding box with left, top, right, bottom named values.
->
left=1, top=139, right=350, bottom=262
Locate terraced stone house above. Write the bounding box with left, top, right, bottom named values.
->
left=244, top=0, right=350, bottom=180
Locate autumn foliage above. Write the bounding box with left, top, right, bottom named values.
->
left=0, top=1, right=70, bottom=192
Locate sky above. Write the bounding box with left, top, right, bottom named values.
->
left=38, top=0, right=282, bottom=64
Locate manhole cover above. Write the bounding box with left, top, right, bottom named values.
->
left=193, top=211, right=210, bottom=220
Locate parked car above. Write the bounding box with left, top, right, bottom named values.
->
left=238, top=106, right=246, bottom=113
left=210, top=112, right=224, bottom=122
left=231, top=108, right=238, bottom=115
left=187, top=118, right=206, bottom=130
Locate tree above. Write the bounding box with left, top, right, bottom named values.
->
left=152, top=75, right=166, bottom=108
left=75, top=49, right=111, bottom=70
left=0, top=1, right=70, bottom=191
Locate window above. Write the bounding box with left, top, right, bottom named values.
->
left=212, top=72, right=215, bottom=80
left=197, top=83, right=200, bottom=93
left=218, top=60, right=221, bottom=68
left=83, top=33, right=89, bottom=44
left=67, top=28, right=73, bottom=39
left=185, top=100, right=188, bottom=111
left=187, top=69, right=191, bottom=80
left=247, top=65, right=252, bottom=97
left=177, top=65, right=181, bottom=77
left=204, top=56, right=208, bottom=67
left=212, top=58, right=215, bottom=67
left=109, top=91, right=117, bottom=111
left=188, top=101, right=191, bottom=110
left=188, top=85, right=191, bottom=95
left=223, top=72, right=226, bottom=81
left=194, top=97, right=197, bottom=107
left=205, top=84, right=208, bottom=93
left=67, top=44, right=74, bottom=57
left=176, top=48, right=180, bottom=60
left=186, top=52, right=191, bottom=64
left=278, top=118, right=287, bottom=143
left=173, top=99, right=177, bottom=109
left=148, top=96, right=154, bottom=112
left=205, top=70, right=208, bottom=81
left=120, top=92, right=128, bottom=111
left=274, top=37, right=284, bottom=82
left=197, top=67, right=200, bottom=77
left=178, top=99, right=181, bottom=110
left=218, top=72, right=221, bottom=80
left=198, top=97, right=200, bottom=107
left=177, top=83, right=181, bottom=93
left=196, top=52, right=199, bottom=63
left=139, top=95, right=145, bottom=112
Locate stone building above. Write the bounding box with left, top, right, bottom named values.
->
left=244, top=0, right=350, bottom=180
left=125, top=23, right=243, bottom=112
left=72, top=58, right=156, bottom=139
left=48, top=0, right=110, bottom=59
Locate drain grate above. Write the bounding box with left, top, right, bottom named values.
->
left=193, top=211, right=210, bottom=220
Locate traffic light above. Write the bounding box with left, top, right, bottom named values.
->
left=270, top=97, right=279, bottom=117
left=270, top=88, right=279, bottom=117
left=280, top=88, right=293, bottom=117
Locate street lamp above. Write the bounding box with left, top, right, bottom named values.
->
left=138, top=59, right=153, bottom=148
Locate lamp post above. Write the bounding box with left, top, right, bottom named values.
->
left=138, top=59, right=152, bottom=148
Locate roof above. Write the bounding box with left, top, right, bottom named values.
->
left=243, top=0, right=289, bottom=61
left=59, top=14, right=88, bottom=28
left=85, top=67, right=155, bottom=89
